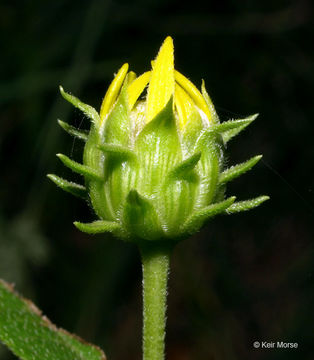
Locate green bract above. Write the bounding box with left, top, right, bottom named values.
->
left=48, top=37, right=268, bottom=244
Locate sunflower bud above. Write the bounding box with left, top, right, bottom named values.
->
left=48, top=36, right=268, bottom=243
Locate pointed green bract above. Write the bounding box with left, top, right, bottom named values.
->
left=59, top=86, right=100, bottom=125
left=82, top=126, right=113, bottom=221
left=57, top=154, right=103, bottom=181
left=58, top=120, right=88, bottom=141
left=136, top=97, right=179, bottom=152
left=123, top=190, right=162, bottom=241
left=214, top=114, right=258, bottom=143
left=219, top=155, right=262, bottom=184
left=201, top=80, right=219, bottom=123
left=73, top=220, right=120, bottom=234
left=47, top=174, right=87, bottom=199
left=135, top=97, right=181, bottom=194
left=0, top=279, right=106, bottom=360
left=161, top=151, right=201, bottom=237
left=182, top=196, right=236, bottom=234
left=193, top=129, right=222, bottom=208
left=225, top=196, right=269, bottom=214
left=160, top=175, right=199, bottom=237
left=181, top=110, right=204, bottom=153
left=98, top=143, right=136, bottom=161
left=103, top=79, right=130, bottom=146
left=167, top=152, right=201, bottom=180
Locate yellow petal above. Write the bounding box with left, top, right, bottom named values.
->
left=146, top=36, right=175, bottom=122
left=128, top=71, right=137, bottom=84
left=127, top=71, right=151, bottom=110
left=175, top=70, right=212, bottom=123
left=174, top=84, right=195, bottom=129
left=100, top=63, right=129, bottom=123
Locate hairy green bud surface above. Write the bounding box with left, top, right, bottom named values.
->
left=49, top=37, right=268, bottom=245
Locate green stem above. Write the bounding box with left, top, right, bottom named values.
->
left=140, top=243, right=171, bottom=360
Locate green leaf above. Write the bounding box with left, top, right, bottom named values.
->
left=58, top=120, right=88, bottom=141
left=47, top=174, right=87, bottom=199
left=59, top=86, right=100, bottom=124
left=225, top=195, right=269, bottom=214
left=182, top=197, right=236, bottom=234
left=123, top=190, right=162, bottom=240
left=219, top=155, right=262, bottom=184
left=98, top=143, right=136, bottom=161
left=214, top=114, right=258, bottom=143
left=167, top=152, right=201, bottom=180
left=74, top=220, right=120, bottom=234
left=0, top=279, right=106, bottom=360
left=57, top=154, right=103, bottom=181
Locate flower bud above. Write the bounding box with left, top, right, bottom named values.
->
left=48, top=37, right=268, bottom=243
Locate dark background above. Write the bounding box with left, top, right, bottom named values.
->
left=1, top=0, right=313, bottom=359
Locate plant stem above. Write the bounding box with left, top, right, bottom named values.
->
left=140, top=243, right=171, bottom=360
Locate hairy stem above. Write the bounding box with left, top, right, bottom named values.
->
left=140, top=243, right=171, bottom=360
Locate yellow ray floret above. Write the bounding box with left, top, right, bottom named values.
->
left=146, top=36, right=175, bottom=122
left=100, top=63, right=129, bottom=123
left=127, top=71, right=151, bottom=110
left=128, top=71, right=137, bottom=84
left=174, top=84, right=195, bottom=129
left=175, top=70, right=212, bottom=123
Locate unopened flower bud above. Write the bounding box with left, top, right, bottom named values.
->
left=48, top=36, right=268, bottom=243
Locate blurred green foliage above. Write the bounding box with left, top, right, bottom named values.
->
left=1, top=0, right=313, bottom=359
left=0, top=279, right=106, bottom=360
